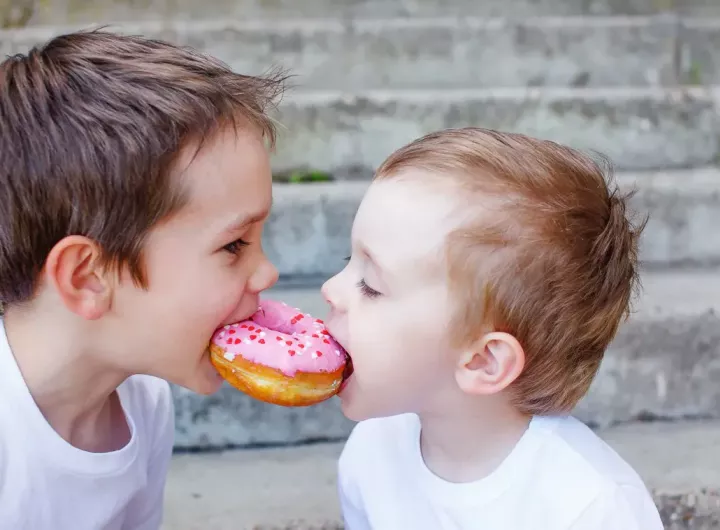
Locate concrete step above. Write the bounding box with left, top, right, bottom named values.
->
left=4, top=19, right=719, bottom=89
left=3, top=0, right=719, bottom=28
left=0, top=17, right=686, bottom=89
left=171, top=268, right=720, bottom=449
left=163, top=420, right=720, bottom=529
left=263, top=169, right=720, bottom=280
left=266, top=87, right=720, bottom=176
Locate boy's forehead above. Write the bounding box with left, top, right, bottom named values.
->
left=353, top=178, right=461, bottom=272
left=172, top=127, right=272, bottom=223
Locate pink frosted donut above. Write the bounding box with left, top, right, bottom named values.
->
left=209, top=299, right=350, bottom=407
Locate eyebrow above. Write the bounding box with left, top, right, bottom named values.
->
left=361, top=246, right=388, bottom=278
left=221, top=205, right=271, bottom=236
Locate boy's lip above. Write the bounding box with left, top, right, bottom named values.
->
left=339, top=356, right=354, bottom=393
left=341, top=351, right=354, bottom=380
left=217, top=297, right=261, bottom=330
left=325, top=321, right=354, bottom=386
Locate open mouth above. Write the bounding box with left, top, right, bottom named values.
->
left=342, top=350, right=354, bottom=380
left=339, top=349, right=354, bottom=392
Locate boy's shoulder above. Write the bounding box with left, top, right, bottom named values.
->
left=526, top=416, right=662, bottom=528
left=531, top=415, right=647, bottom=487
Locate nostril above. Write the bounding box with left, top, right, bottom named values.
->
left=321, top=282, right=333, bottom=307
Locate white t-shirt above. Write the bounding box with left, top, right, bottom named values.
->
left=0, top=320, right=175, bottom=530
left=338, top=413, right=663, bottom=530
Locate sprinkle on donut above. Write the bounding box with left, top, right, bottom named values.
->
left=209, top=299, right=347, bottom=377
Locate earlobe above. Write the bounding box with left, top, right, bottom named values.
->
left=455, top=332, right=526, bottom=396
left=44, top=236, right=112, bottom=320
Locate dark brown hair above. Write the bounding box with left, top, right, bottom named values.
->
left=0, top=29, right=286, bottom=305
left=376, top=128, right=646, bottom=415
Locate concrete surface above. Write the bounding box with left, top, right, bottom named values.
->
left=262, top=168, right=720, bottom=279
left=0, top=17, right=681, bottom=88
left=681, top=20, right=720, bottom=85
left=172, top=268, right=720, bottom=449
left=269, top=87, right=720, bottom=176
left=0, top=17, right=717, bottom=89
left=0, top=0, right=695, bottom=27
left=4, top=28, right=718, bottom=172
left=162, top=420, right=720, bottom=529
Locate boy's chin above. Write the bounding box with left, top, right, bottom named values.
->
left=170, top=357, right=226, bottom=396
left=339, top=380, right=407, bottom=422
left=192, top=374, right=225, bottom=396
left=195, top=361, right=226, bottom=395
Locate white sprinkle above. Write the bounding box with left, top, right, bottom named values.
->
left=223, top=325, right=231, bottom=330
left=219, top=332, right=225, bottom=339
left=223, top=352, right=236, bottom=361
left=259, top=331, right=266, bottom=337
left=311, top=351, right=318, bottom=359
left=334, top=350, right=340, bottom=356
left=244, top=339, right=252, bottom=345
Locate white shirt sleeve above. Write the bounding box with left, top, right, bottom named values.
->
left=337, top=430, right=372, bottom=530
left=122, top=380, right=176, bottom=530
left=568, top=484, right=664, bottom=530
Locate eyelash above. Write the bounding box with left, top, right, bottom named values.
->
left=223, top=238, right=250, bottom=254
left=357, top=279, right=381, bottom=299
left=345, top=256, right=382, bottom=298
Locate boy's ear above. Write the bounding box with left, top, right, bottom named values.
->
left=455, top=332, right=525, bottom=396
left=44, top=235, right=112, bottom=320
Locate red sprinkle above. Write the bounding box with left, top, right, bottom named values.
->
left=312, top=334, right=319, bottom=338
left=228, top=329, right=236, bottom=335
left=234, top=338, right=241, bottom=344
left=249, top=335, right=257, bottom=340
left=321, top=330, right=330, bottom=336
left=241, top=324, right=248, bottom=329
left=286, top=341, right=292, bottom=346
left=258, top=339, right=265, bottom=344
left=323, top=339, right=330, bottom=344
left=248, top=326, right=255, bottom=331
left=275, top=336, right=282, bottom=341
left=288, top=350, right=296, bottom=356
left=316, top=351, right=323, bottom=357
left=226, top=338, right=232, bottom=345
left=298, top=344, right=305, bottom=349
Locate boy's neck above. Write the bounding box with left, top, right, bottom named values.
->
left=418, top=400, right=532, bottom=483
left=4, top=306, right=131, bottom=452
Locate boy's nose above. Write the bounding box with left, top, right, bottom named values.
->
left=248, top=254, right=279, bottom=294
left=321, top=274, right=343, bottom=313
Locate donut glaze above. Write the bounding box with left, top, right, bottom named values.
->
left=209, top=299, right=349, bottom=407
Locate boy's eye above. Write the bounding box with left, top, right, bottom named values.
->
left=223, top=238, right=250, bottom=254
left=357, top=279, right=381, bottom=299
